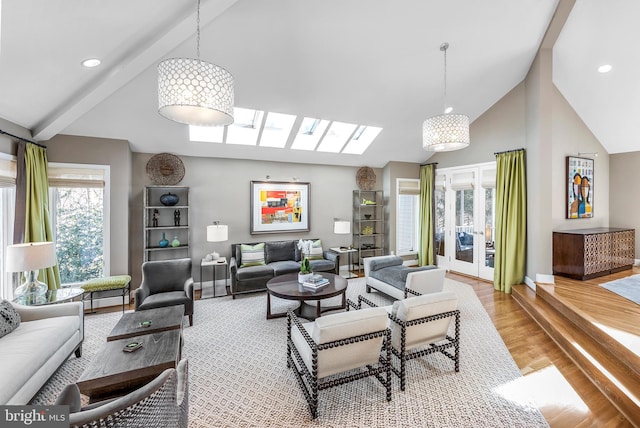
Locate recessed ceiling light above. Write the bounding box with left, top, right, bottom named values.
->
left=444, top=106, right=453, bottom=114
left=597, top=64, right=612, bottom=73
left=81, top=58, right=101, bottom=68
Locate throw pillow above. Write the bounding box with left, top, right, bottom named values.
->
left=240, top=243, right=266, bottom=267
left=0, top=299, right=20, bottom=339
left=304, top=240, right=324, bottom=260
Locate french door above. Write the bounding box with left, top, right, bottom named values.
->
left=435, top=162, right=495, bottom=281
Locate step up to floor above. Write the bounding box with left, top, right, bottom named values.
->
left=512, top=284, right=640, bottom=428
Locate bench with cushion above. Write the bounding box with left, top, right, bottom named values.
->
left=229, top=239, right=338, bottom=298
left=364, top=255, right=446, bottom=300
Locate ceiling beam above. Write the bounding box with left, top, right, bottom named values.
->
left=33, top=0, right=239, bottom=141
left=540, top=0, right=576, bottom=49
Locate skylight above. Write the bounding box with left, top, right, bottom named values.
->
left=259, top=112, right=296, bottom=148
left=291, top=118, right=330, bottom=151
left=342, top=126, right=382, bottom=155
left=188, top=107, right=382, bottom=156
left=226, top=107, right=264, bottom=145
left=316, top=122, right=357, bottom=153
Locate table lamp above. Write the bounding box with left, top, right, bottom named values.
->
left=206, top=222, right=229, bottom=261
left=6, top=242, right=57, bottom=304
left=334, top=220, right=351, bottom=249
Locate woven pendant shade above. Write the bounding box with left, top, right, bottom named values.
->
left=158, top=58, right=234, bottom=126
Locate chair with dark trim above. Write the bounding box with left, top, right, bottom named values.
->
left=287, top=307, right=391, bottom=419
left=350, top=290, right=460, bottom=391
left=55, top=359, right=189, bottom=428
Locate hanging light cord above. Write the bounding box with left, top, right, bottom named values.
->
left=441, top=42, right=449, bottom=114
left=196, top=0, right=201, bottom=59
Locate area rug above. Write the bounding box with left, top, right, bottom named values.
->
left=31, top=278, right=549, bottom=427
left=600, top=274, right=640, bottom=305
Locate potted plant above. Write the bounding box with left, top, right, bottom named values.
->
left=297, top=239, right=314, bottom=283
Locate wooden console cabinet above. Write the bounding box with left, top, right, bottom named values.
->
left=552, top=228, right=635, bottom=280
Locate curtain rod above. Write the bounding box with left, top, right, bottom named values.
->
left=494, top=148, right=524, bottom=155
left=0, top=129, right=47, bottom=149
left=420, top=162, right=439, bottom=166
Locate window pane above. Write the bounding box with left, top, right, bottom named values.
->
left=53, top=187, right=104, bottom=283
left=397, top=194, right=418, bottom=254
left=455, top=189, right=474, bottom=263
left=0, top=187, right=16, bottom=299
left=485, top=187, right=495, bottom=268
left=435, top=189, right=445, bottom=256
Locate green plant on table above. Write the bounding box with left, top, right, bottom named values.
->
left=300, top=257, right=312, bottom=274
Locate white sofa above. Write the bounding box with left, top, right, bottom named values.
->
left=0, top=301, right=84, bottom=405
left=364, top=255, right=446, bottom=300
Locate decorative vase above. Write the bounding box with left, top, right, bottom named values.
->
left=171, top=236, right=180, bottom=247
left=160, top=192, right=179, bottom=206
left=298, top=273, right=313, bottom=283
left=159, top=233, right=169, bottom=248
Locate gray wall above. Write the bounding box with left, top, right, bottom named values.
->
left=45, top=135, right=133, bottom=280
left=130, top=153, right=382, bottom=287
left=0, top=118, right=32, bottom=155
left=610, top=152, right=640, bottom=256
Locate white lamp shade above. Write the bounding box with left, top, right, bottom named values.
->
left=334, top=220, right=351, bottom=234
left=5, top=242, right=57, bottom=272
left=423, top=114, right=470, bottom=152
left=158, top=58, right=235, bottom=126
left=207, top=224, right=229, bottom=242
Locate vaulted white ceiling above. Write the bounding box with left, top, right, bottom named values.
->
left=0, top=1, right=636, bottom=167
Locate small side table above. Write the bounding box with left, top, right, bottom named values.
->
left=330, top=247, right=359, bottom=279
left=200, top=257, right=228, bottom=298
left=13, top=287, right=84, bottom=306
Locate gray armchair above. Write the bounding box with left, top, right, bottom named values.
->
left=135, top=258, right=194, bottom=326
left=56, top=359, right=188, bottom=428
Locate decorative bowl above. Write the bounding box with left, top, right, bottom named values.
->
left=160, top=192, right=179, bottom=206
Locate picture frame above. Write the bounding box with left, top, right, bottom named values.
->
left=566, top=156, right=594, bottom=219
left=250, top=181, right=310, bottom=234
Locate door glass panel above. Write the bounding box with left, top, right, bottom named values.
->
left=435, top=189, right=445, bottom=256
left=455, top=189, right=474, bottom=263
left=485, top=188, right=495, bottom=268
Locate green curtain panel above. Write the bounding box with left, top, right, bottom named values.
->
left=418, top=164, right=436, bottom=266
left=494, top=149, right=527, bottom=293
left=24, top=144, right=61, bottom=290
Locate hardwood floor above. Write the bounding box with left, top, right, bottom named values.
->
left=449, top=271, right=634, bottom=428
left=89, top=273, right=634, bottom=427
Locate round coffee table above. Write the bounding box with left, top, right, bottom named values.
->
left=13, top=287, right=84, bottom=306
left=266, top=273, right=348, bottom=320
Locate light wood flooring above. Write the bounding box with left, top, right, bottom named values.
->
left=89, top=271, right=637, bottom=427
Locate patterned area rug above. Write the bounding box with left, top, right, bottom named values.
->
left=32, top=278, right=549, bottom=427
left=600, top=274, right=640, bottom=305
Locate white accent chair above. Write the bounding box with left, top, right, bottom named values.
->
left=364, top=255, right=446, bottom=300
left=287, top=307, right=391, bottom=419
left=351, top=291, right=460, bottom=391
left=55, top=359, right=189, bottom=428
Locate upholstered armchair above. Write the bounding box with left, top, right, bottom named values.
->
left=56, top=359, right=189, bottom=428
left=351, top=291, right=460, bottom=391
left=287, top=307, right=391, bottom=419
left=135, top=258, right=194, bottom=326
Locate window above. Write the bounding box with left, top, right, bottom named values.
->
left=0, top=156, right=16, bottom=299
left=48, top=164, right=109, bottom=285
left=396, top=178, right=420, bottom=255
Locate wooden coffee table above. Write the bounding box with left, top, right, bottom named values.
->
left=107, top=306, right=184, bottom=341
left=77, top=329, right=182, bottom=403
left=266, top=272, right=348, bottom=320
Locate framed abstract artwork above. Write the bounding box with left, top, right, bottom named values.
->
left=250, top=181, right=310, bottom=234
left=566, top=156, right=594, bottom=219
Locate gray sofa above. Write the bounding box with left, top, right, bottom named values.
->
left=364, top=255, right=446, bottom=300
left=0, top=301, right=84, bottom=405
left=230, top=239, right=338, bottom=298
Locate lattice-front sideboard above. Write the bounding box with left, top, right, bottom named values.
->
left=552, top=228, right=635, bottom=280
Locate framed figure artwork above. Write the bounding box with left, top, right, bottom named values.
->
left=566, top=156, right=594, bottom=219
left=250, top=181, right=310, bottom=234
